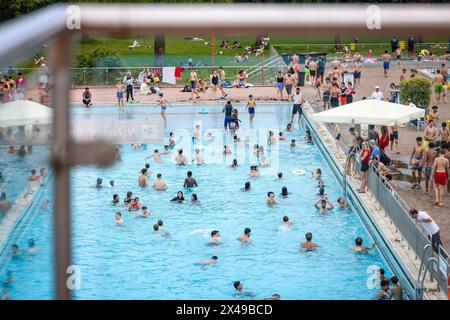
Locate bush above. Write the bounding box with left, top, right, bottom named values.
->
left=399, top=76, right=431, bottom=107
left=74, top=46, right=122, bottom=85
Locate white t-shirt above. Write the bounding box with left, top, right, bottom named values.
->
left=293, top=93, right=302, bottom=105
left=371, top=91, right=384, bottom=100
left=417, top=211, right=439, bottom=235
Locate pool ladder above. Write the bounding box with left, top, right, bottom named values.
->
left=415, top=244, right=439, bottom=300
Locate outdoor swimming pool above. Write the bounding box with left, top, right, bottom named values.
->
left=0, top=104, right=392, bottom=299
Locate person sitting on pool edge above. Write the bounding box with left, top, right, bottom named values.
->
left=352, top=237, right=375, bottom=252
left=183, top=171, right=198, bottom=188
left=170, top=191, right=185, bottom=203
left=237, top=227, right=251, bottom=243
left=301, top=232, right=318, bottom=250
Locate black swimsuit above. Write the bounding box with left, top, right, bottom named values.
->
left=211, top=74, right=219, bottom=86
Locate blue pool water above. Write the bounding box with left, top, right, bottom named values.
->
left=1, top=104, right=392, bottom=299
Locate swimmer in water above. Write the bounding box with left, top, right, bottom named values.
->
left=280, top=186, right=289, bottom=197
left=153, top=223, right=170, bottom=237
left=237, top=227, right=251, bottom=243
left=267, top=131, right=276, bottom=145
left=115, top=212, right=124, bottom=225
left=199, top=256, right=218, bottom=265
left=162, top=145, right=171, bottom=154
left=230, top=159, right=238, bottom=168
left=318, top=180, right=326, bottom=188
left=233, top=281, right=255, bottom=297
left=109, top=180, right=115, bottom=187
left=140, top=206, right=150, bottom=217
left=124, top=191, right=133, bottom=206
left=153, top=173, right=168, bottom=190
left=286, top=123, right=292, bottom=132
left=259, top=154, right=269, bottom=167
left=290, top=139, right=296, bottom=148
left=210, top=230, right=222, bottom=243
left=146, top=149, right=162, bottom=162
left=313, top=168, right=322, bottom=180
left=317, top=187, right=326, bottom=197
left=314, top=197, right=334, bottom=212
left=267, top=192, right=277, bottom=205
left=279, top=132, right=286, bottom=141
left=337, top=197, right=349, bottom=209
left=263, top=294, right=281, bottom=300
left=277, top=172, right=283, bottom=179
left=301, top=232, right=318, bottom=250
left=112, top=194, right=120, bottom=204
left=223, top=145, right=232, bottom=155
left=8, top=244, right=20, bottom=257
left=241, top=181, right=251, bottom=191
left=352, top=237, right=376, bottom=252
left=170, top=191, right=185, bottom=203
left=129, top=197, right=142, bottom=211
left=138, top=168, right=150, bottom=187
left=95, top=178, right=103, bottom=188
left=282, top=216, right=294, bottom=226
left=183, top=171, right=198, bottom=188
left=249, top=166, right=260, bottom=177
left=175, top=149, right=188, bottom=165
left=194, top=148, right=203, bottom=165
left=191, top=193, right=199, bottom=203
left=26, top=239, right=39, bottom=254
left=169, top=132, right=176, bottom=148
left=305, top=129, right=313, bottom=144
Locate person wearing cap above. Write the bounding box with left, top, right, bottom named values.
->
left=370, top=86, right=384, bottom=100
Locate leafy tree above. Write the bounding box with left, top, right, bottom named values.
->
left=399, top=76, right=431, bottom=107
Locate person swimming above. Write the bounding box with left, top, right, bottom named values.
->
left=352, top=237, right=376, bottom=252
left=314, top=168, right=322, bottom=180
left=139, top=206, right=150, bottom=217
left=209, top=230, right=222, bottom=244
left=282, top=216, right=294, bottom=226
left=314, top=197, right=334, bottom=212
left=9, top=244, right=20, bottom=257
left=124, top=191, right=133, bottom=205
left=231, top=159, right=238, bottom=168
left=232, top=281, right=255, bottom=297
left=175, top=149, right=188, bottom=165
left=109, top=180, right=115, bottom=187
left=138, top=168, right=150, bottom=187
left=290, top=139, right=296, bottom=148
left=194, top=148, right=203, bottom=165
left=337, top=197, right=349, bottom=209
left=153, top=223, right=170, bottom=237
left=241, top=181, right=251, bottom=191
left=153, top=173, right=168, bottom=190
left=237, top=227, right=251, bottom=243
left=277, top=172, right=283, bottom=179
left=249, top=166, right=260, bottom=177
left=129, top=197, right=142, bottom=211
left=26, top=239, right=38, bottom=254
left=171, top=191, right=185, bottom=203
left=112, top=194, right=120, bottom=204
left=115, top=212, right=124, bottom=225
left=263, top=294, right=281, bottom=300
left=191, top=193, right=199, bottom=203
left=198, top=255, right=218, bottom=266
left=95, top=178, right=103, bottom=188
left=183, top=171, right=198, bottom=188
left=147, top=149, right=162, bottom=162
left=300, top=232, right=318, bottom=251
left=305, top=129, right=313, bottom=144
left=281, top=186, right=289, bottom=197
left=267, top=192, right=277, bottom=205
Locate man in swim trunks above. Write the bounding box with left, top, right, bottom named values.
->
left=190, top=69, right=199, bottom=99
left=321, top=78, right=332, bottom=110
left=353, top=59, right=362, bottom=88
left=291, top=87, right=304, bottom=123
left=157, top=93, right=172, bottom=126
left=222, top=101, right=233, bottom=132
left=423, top=142, right=438, bottom=197
left=246, top=95, right=256, bottom=127
left=432, top=69, right=444, bottom=103
left=284, top=72, right=296, bottom=101
left=116, top=82, right=124, bottom=110
left=237, top=227, right=251, bottom=243
left=210, top=230, right=222, bottom=243
left=267, top=192, right=276, bottom=205
left=309, top=59, right=317, bottom=84
left=432, top=149, right=449, bottom=206
left=382, top=51, right=391, bottom=78
left=423, top=120, right=437, bottom=150
left=300, top=232, right=318, bottom=250
left=410, top=137, right=424, bottom=189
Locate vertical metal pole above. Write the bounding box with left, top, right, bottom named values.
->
left=50, top=32, right=73, bottom=300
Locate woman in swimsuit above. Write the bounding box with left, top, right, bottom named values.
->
left=210, top=69, right=219, bottom=100
left=275, top=71, right=285, bottom=101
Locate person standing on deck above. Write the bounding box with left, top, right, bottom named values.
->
left=291, top=87, right=304, bottom=124
left=409, top=209, right=444, bottom=255
left=382, top=51, right=391, bottom=78
left=246, top=95, right=256, bottom=128
left=431, top=149, right=449, bottom=206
